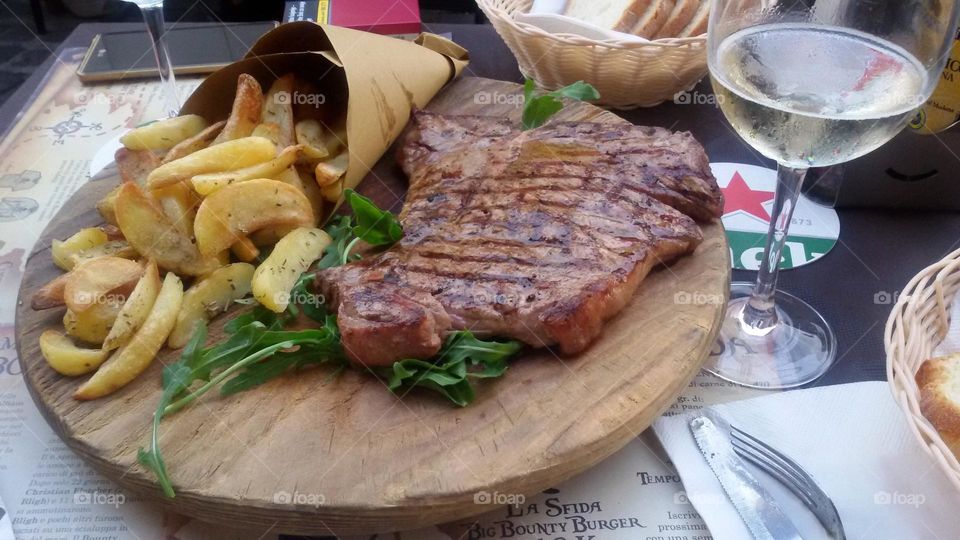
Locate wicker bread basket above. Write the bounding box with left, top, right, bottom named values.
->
left=885, top=247, right=960, bottom=491
left=476, top=0, right=708, bottom=109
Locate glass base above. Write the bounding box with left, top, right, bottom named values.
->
left=705, top=282, right=837, bottom=389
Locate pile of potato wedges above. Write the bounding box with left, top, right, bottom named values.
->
left=32, top=73, right=342, bottom=400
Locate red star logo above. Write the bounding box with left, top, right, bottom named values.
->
left=722, top=171, right=774, bottom=221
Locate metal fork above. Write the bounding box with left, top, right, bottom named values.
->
left=730, top=424, right=846, bottom=540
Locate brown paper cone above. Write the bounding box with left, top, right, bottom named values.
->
left=181, top=22, right=469, bottom=210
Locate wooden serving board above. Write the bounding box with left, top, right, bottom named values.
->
left=15, top=77, right=729, bottom=535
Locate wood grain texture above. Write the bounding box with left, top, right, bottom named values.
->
left=15, top=77, right=729, bottom=535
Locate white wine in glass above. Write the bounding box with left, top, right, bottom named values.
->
left=129, top=0, right=180, bottom=118
left=707, top=0, right=958, bottom=388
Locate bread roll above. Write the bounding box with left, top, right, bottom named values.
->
left=917, top=353, right=960, bottom=458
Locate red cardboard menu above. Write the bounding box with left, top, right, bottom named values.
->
left=284, top=0, right=421, bottom=35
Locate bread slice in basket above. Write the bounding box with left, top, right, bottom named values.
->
left=655, top=0, right=700, bottom=38
left=677, top=1, right=710, bottom=37
left=631, top=0, right=674, bottom=38
left=916, top=353, right=960, bottom=458
left=563, top=0, right=652, bottom=33
left=563, top=0, right=709, bottom=39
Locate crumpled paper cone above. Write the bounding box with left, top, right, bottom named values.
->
left=181, top=22, right=469, bottom=210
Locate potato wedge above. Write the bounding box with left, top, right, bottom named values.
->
left=39, top=330, right=107, bottom=376
left=249, top=228, right=295, bottom=246
left=75, top=273, right=183, bottom=400
left=68, top=240, right=139, bottom=268
left=152, top=181, right=201, bottom=236
left=115, top=182, right=219, bottom=276
left=64, top=298, right=123, bottom=345
left=320, top=180, right=343, bottom=203
left=146, top=136, right=277, bottom=189
left=230, top=236, right=260, bottom=262
left=102, top=261, right=161, bottom=351
left=252, top=228, right=331, bottom=313
left=190, top=144, right=302, bottom=195
left=212, top=74, right=263, bottom=144
left=97, top=186, right=120, bottom=226
left=295, top=119, right=330, bottom=161
left=162, top=120, right=225, bottom=164
left=315, top=121, right=347, bottom=159
left=314, top=150, right=349, bottom=187
left=120, top=115, right=208, bottom=151
left=262, top=74, right=296, bottom=148
left=168, top=263, right=255, bottom=348
left=31, top=273, right=71, bottom=310
left=194, top=178, right=315, bottom=257
left=277, top=166, right=324, bottom=224
left=249, top=225, right=297, bottom=246
left=51, top=227, right=109, bottom=271
left=115, top=147, right=162, bottom=185
left=63, top=257, right=143, bottom=313
left=251, top=122, right=282, bottom=146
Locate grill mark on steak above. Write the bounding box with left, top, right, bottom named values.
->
left=319, top=110, right=723, bottom=366
left=411, top=166, right=718, bottom=222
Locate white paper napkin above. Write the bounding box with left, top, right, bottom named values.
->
left=654, top=381, right=960, bottom=539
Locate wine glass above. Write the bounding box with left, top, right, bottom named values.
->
left=129, top=0, right=180, bottom=117
left=706, top=0, right=959, bottom=388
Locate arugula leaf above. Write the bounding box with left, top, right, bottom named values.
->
left=318, top=192, right=403, bottom=268
left=221, top=315, right=343, bottom=395
left=522, top=95, right=563, bottom=131
left=380, top=331, right=523, bottom=407
left=551, top=80, right=601, bottom=101
left=287, top=272, right=326, bottom=323
left=138, top=323, right=208, bottom=498
left=521, top=79, right=600, bottom=130
left=318, top=215, right=357, bottom=269
left=139, top=310, right=347, bottom=497
left=344, top=189, right=403, bottom=246
left=223, top=304, right=287, bottom=334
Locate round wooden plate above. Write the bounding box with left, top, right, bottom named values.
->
left=15, top=77, right=729, bottom=535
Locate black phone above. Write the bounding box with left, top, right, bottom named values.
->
left=77, top=21, right=278, bottom=82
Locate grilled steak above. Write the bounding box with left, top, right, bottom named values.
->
left=319, top=111, right=722, bottom=366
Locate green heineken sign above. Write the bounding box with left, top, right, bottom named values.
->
left=713, top=163, right=839, bottom=271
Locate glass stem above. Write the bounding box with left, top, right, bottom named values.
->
left=742, top=165, right=808, bottom=332
left=140, top=4, right=180, bottom=118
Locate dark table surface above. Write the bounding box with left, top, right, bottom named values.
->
left=3, top=22, right=960, bottom=392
